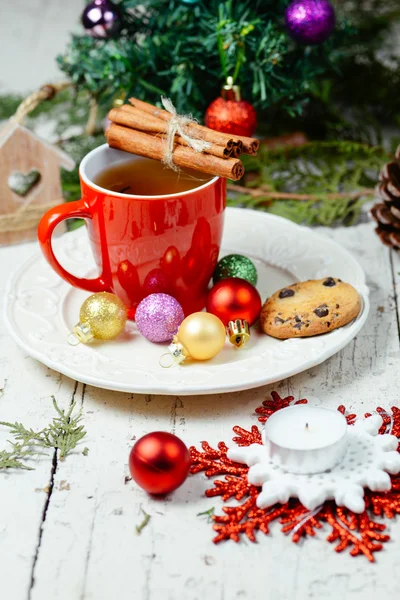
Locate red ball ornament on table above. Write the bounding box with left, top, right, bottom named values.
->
left=205, top=77, right=257, bottom=138
left=206, top=277, right=262, bottom=326
left=129, top=432, right=191, bottom=495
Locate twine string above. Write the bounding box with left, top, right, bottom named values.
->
left=0, top=202, right=62, bottom=234
left=12, top=82, right=70, bottom=125
left=161, top=96, right=211, bottom=171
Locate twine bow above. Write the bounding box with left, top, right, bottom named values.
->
left=161, top=96, right=211, bottom=171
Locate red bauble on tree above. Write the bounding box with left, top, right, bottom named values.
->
left=205, top=77, right=257, bottom=138
left=129, top=432, right=191, bottom=495
left=206, top=277, right=262, bottom=327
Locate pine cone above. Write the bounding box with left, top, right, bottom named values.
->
left=371, top=146, right=400, bottom=249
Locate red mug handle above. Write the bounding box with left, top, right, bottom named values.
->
left=38, top=199, right=112, bottom=293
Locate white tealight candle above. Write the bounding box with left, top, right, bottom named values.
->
left=264, top=406, right=348, bottom=475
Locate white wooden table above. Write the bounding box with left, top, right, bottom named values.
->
left=1, top=222, right=400, bottom=600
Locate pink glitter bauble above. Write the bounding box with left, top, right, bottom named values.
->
left=135, top=294, right=184, bottom=343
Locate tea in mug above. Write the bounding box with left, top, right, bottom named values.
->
left=94, top=156, right=212, bottom=196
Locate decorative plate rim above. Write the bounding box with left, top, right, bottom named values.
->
left=3, top=207, right=369, bottom=396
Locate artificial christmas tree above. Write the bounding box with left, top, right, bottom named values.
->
left=58, top=0, right=346, bottom=120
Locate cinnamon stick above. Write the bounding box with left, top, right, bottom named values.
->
left=231, top=144, right=243, bottom=159
left=106, top=124, right=244, bottom=180
left=128, top=97, right=259, bottom=155
left=108, top=107, right=232, bottom=159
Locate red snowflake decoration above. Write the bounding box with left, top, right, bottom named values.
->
left=190, top=392, right=400, bottom=562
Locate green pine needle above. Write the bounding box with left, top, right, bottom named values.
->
left=136, top=509, right=151, bottom=535
left=197, top=507, right=215, bottom=523
left=0, top=398, right=87, bottom=470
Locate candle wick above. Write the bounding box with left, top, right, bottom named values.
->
left=305, top=422, right=309, bottom=430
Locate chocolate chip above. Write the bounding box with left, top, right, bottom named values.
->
left=293, top=322, right=304, bottom=330
left=279, top=288, right=295, bottom=299
left=314, top=305, right=329, bottom=318
left=336, top=304, right=339, bottom=309
left=274, top=317, right=285, bottom=325
left=294, top=315, right=301, bottom=323
left=326, top=322, right=331, bottom=327
left=323, top=277, right=336, bottom=287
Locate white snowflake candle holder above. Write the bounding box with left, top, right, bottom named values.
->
left=228, top=408, right=400, bottom=513
left=264, top=406, right=348, bottom=474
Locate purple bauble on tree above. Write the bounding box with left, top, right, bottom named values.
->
left=135, top=294, right=185, bottom=343
left=285, top=0, right=336, bottom=45
left=82, top=0, right=123, bottom=39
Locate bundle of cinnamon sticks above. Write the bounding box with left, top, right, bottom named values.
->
left=105, top=97, right=259, bottom=181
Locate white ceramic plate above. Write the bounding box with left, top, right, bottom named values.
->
left=4, top=208, right=369, bottom=396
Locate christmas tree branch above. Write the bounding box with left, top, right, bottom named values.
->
left=227, top=183, right=375, bottom=202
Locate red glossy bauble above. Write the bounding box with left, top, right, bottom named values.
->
left=205, top=97, right=257, bottom=138
left=206, top=277, right=262, bottom=326
left=129, top=432, right=191, bottom=495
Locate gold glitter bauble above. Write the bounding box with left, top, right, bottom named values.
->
left=74, top=292, right=127, bottom=343
left=173, top=312, right=226, bottom=361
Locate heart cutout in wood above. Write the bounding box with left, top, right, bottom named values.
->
left=8, top=169, right=41, bottom=197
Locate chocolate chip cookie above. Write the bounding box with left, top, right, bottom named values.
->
left=260, top=277, right=361, bottom=339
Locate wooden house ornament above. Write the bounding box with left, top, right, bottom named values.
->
left=0, top=120, right=75, bottom=246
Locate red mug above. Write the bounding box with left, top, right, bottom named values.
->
left=38, top=144, right=226, bottom=317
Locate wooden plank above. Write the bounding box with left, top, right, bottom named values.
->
left=15, top=222, right=399, bottom=600
left=0, top=241, right=78, bottom=599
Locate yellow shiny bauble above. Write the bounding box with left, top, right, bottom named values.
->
left=73, top=292, right=127, bottom=343
left=174, top=312, right=226, bottom=361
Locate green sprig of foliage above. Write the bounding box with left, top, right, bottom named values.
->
left=0, top=398, right=87, bottom=469
left=38, top=397, right=87, bottom=461
left=228, top=141, right=389, bottom=226
left=0, top=440, right=45, bottom=471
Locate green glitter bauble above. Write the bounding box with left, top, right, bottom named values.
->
left=213, top=254, right=258, bottom=286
